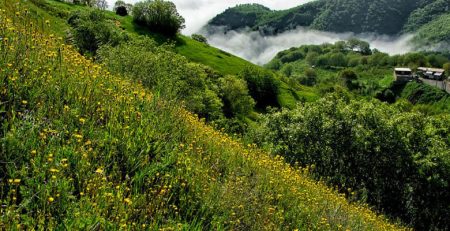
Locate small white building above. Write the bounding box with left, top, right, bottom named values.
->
left=394, top=68, right=413, bottom=83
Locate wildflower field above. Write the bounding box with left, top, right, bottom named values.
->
left=0, top=1, right=407, bottom=230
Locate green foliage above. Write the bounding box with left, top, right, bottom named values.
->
left=114, top=1, right=129, bottom=16
left=444, top=62, right=450, bottom=75
left=250, top=94, right=450, bottom=230
left=240, top=67, right=280, bottom=109
left=208, top=3, right=272, bottom=31
left=339, top=69, right=358, bottom=90
left=97, top=39, right=224, bottom=121
left=298, top=68, right=317, bottom=86
left=268, top=41, right=450, bottom=98
left=190, top=34, right=208, bottom=44
left=398, top=82, right=450, bottom=112
left=412, top=13, right=450, bottom=50
left=0, top=3, right=407, bottom=230
left=67, top=9, right=128, bottom=55
left=208, top=0, right=439, bottom=36
left=218, top=76, right=255, bottom=117
left=403, top=0, right=450, bottom=32
left=132, top=0, right=185, bottom=37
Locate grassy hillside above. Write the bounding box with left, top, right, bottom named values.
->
left=36, top=0, right=254, bottom=76
left=36, top=0, right=299, bottom=109
left=0, top=1, right=406, bottom=229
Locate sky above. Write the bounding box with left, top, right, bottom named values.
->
left=106, top=0, right=312, bottom=34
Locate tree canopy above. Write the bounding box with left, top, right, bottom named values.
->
left=132, top=0, right=185, bottom=37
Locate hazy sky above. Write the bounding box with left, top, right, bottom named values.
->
left=106, top=0, right=312, bottom=34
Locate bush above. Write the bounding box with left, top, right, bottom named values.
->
left=253, top=95, right=450, bottom=230
left=97, top=39, right=223, bottom=120
left=298, top=68, right=317, bottom=86
left=240, top=67, right=280, bottom=109
left=339, top=69, right=359, bottom=90
left=132, top=0, right=185, bottom=37
left=67, top=10, right=128, bottom=55
left=191, top=34, right=208, bottom=44
left=218, top=76, right=255, bottom=117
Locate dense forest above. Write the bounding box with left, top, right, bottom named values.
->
left=207, top=0, right=450, bottom=50
left=1, top=0, right=449, bottom=230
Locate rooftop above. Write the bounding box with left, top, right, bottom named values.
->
left=418, top=67, right=445, bottom=73
left=395, top=68, right=412, bottom=72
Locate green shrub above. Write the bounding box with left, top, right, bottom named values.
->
left=240, top=67, right=280, bottom=109
left=339, top=69, right=358, bottom=90
left=68, top=10, right=128, bottom=55
left=218, top=76, right=255, bottom=117
left=252, top=94, right=450, bottom=230
left=191, top=34, right=208, bottom=44
left=97, top=39, right=223, bottom=120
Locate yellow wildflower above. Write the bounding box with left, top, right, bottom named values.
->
left=124, top=198, right=132, bottom=205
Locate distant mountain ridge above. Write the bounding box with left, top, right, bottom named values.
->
left=206, top=0, right=450, bottom=49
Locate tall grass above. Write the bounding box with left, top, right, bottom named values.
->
left=0, top=2, right=406, bottom=230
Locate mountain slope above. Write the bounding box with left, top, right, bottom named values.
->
left=403, top=0, right=450, bottom=32
left=207, top=0, right=441, bottom=35
left=0, top=1, right=406, bottom=229
left=412, top=13, right=450, bottom=49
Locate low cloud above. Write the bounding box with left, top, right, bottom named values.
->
left=106, top=0, right=313, bottom=34
left=204, top=27, right=415, bottom=65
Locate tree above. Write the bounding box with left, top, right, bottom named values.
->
left=281, top=64, right=293, bottom=77
left=114, top=1, right=129, bottom=16
left=132, top=0, right=185, bottom=37
left=191, top=34, right=208, bottom=44
left=329, top=52, right=347, bottom=67
left=347, top=39, right=372, bottom=55
left=240, top=67, right=280, bottom=109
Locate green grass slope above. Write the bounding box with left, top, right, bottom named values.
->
left=34, top=0, right=299, bottom=108
left=0, top=1, right=406, bottom=230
